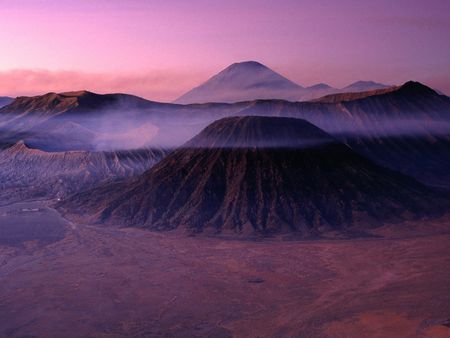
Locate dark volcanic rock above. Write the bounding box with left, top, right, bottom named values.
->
left=59, top=116, right=448, bottom=236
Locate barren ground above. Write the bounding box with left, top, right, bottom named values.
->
left=1, top=202, right=450, bottom=337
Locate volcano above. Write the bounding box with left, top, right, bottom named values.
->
left=173, top=62, right=393, bottom=104
left=59, top=116, right=447, bottom=236
left=174, top=61, right=304, bottom=104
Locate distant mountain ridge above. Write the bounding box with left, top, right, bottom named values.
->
left=1, top=81, right=450, bottom=190
left=312, top=86, right=399, bottom=103
left=1, top=90, right=160, bottom=119
left=1, top=81, right=448, bottom=144
left=174, top=61, right=391, bottom=103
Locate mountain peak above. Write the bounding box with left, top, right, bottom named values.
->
left=186, top=116, right=333, bottom=148
left=398, top=81, right=438, bottom=95
left=226, top=60, right=268, bottom=70
left=307, top=83, right=333, bottom=90
left=349, top=80, right=380, bottom=86
left=210, top=61, right=301, bottom=89
left=59, top=90, right=93, bottom=97
left=174, top=61, right=303, bottom=104
left=343, top=81, right=389, bottom=92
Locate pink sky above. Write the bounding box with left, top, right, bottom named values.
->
left=0, top=0, right=449, bottom=101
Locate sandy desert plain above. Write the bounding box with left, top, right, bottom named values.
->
left=1, top=199, right=450, bottom=338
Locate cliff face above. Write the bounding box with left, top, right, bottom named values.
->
left=59, top=117, right=448, bottom=236
left=0, top=141, right=167, bottom=204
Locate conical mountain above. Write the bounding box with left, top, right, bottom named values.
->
left=174, top=61, right=303, bottom=104
left=59, top=116, right=447, bottom=236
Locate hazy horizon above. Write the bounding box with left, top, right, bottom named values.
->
left=0, top=0, right=449, bottom=100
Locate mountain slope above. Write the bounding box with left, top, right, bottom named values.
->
left=342, top=134, right=450, bottom=190
left=312, top=86, right=399, bottom=103
left=59, top=116, right=447, bottom=235
left=0, top=141, right=167, bottom=204
left=229, top=82, right=450, bottom=135
left=329, top=82, right=450, bottom=189
left=0, top=96, right=13, bottom=108
left=337, top=81, right=448, bottom=120
left=230, top=82, right=450, bottom=189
